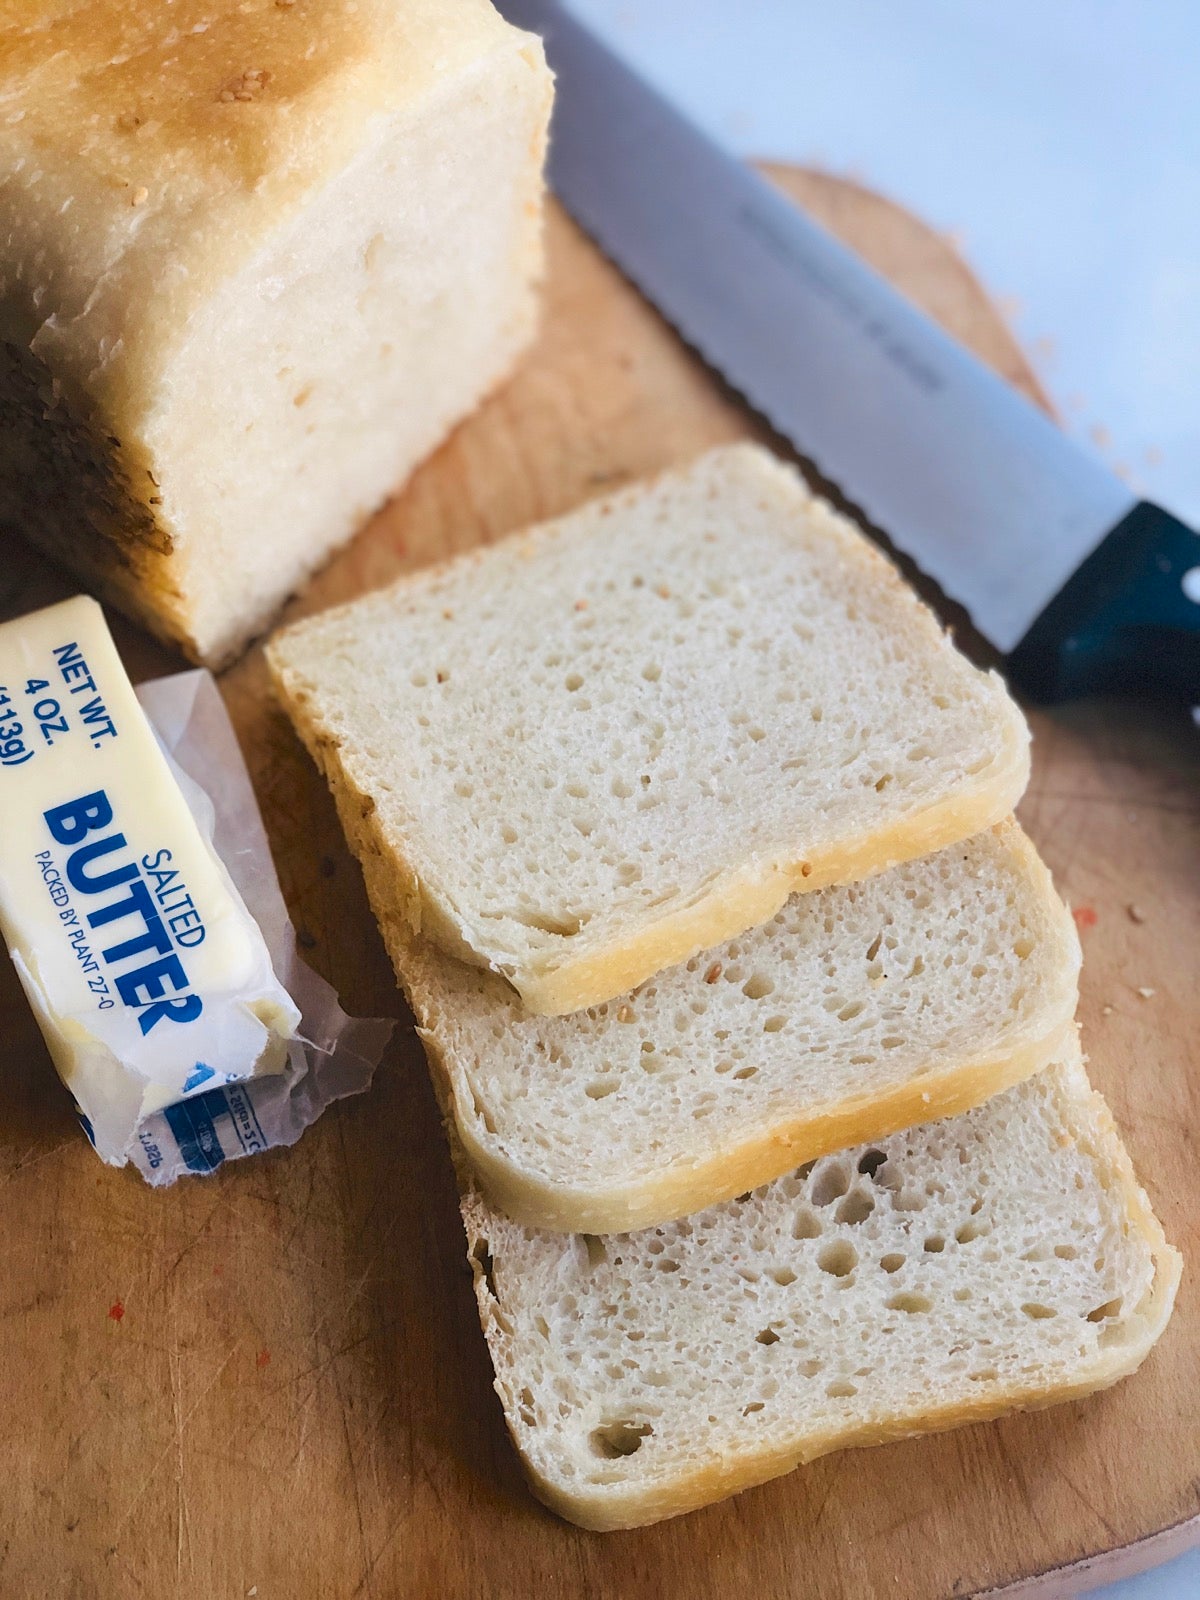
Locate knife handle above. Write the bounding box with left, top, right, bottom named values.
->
left=1006, top=501, right=1200, bottom=703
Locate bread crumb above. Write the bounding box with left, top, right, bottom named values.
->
left=1126, top=904, right=1146, bottom=924
left=1136, top=987, right=1155, bottom=1000
left=656, top=584, right=671, bottom=600
left=574, top=599, right=588, bottom=612
left=131, top=186, right=148, bottom=206
left=617, top=1005, right=633, bottom=1023
left=704, top=962, right=722, bottom=984
left=1102, top=1004, right=1113, bottom=1016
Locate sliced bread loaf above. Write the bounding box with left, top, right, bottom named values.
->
left=397, top=821, right=1079, bottom=1232
left=460, top=1050, right=1180, bottom=1530
left=267, top=443, right=1030, bottom=1015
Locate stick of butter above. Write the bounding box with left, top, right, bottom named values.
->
left=0, top=596, right=301, bottom=1164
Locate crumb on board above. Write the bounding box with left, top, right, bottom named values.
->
left=1136, top=987, right=1156, bottom=1000
left=1127, top=904, right=1146, bottom=924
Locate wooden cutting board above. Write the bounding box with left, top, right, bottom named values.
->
left=1, top=168, right=1197, bottom=1600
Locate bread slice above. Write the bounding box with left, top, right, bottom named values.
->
left=460, top=1051, right=1180, bottom=1531
left=0, top=0, right=552, bottom=665
left=398, top=821, right=1080, bottom=1232
left=268, top=443, right=1030, bottom=1015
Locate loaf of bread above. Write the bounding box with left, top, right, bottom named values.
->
left=395, top=821, right=1080, bottom=1232
left=269, top=443, right=1031, bottom=1015
left=0, top=0, right=552, bottom=665
left=460, top=1051, right=1179, bottom=1530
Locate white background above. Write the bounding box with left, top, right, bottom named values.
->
left=569, top=0, right=1200, bottom=528
left=566, top=3, right=1199, bottom=1594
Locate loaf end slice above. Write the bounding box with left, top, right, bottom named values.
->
left=398, top=821, right=1080, bottom=1232
left=0, top=0, right=552, bottom=665
left=459, top=1052, right=1179, bottom=1530
left=269, top=443, right=1030, bottom=1015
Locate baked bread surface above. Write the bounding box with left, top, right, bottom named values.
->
left=0, top=0, right=553, bottom=662
left=269, top=443, right=1031, bottom=1014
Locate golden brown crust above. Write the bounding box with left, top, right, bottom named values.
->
left=0, top=0, right=534, bottom=412
left=429, top=1018, right=1079, bottom=1235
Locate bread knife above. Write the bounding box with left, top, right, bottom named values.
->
left=500, top=0, right=1200, bottom=702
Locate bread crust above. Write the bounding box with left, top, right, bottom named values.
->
left=511, top=706, right=1029, bottom=1015
left=429, top=1016, right=1078, bottom=1235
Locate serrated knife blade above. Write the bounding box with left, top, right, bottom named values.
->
left=500, top=0, right=1200, bottom=701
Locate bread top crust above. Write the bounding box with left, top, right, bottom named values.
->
left=0, top=0, right=547, bottom=418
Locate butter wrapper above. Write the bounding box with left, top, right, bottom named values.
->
left=0, top=596, right=392, bottom=1183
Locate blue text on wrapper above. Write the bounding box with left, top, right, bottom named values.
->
left=43, top=790, right=205, bottom=1035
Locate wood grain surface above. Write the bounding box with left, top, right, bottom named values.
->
left=0, top=167, right=1196, bottom=1600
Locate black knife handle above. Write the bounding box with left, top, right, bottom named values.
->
left=1006, top=501, right=1200, bottom=702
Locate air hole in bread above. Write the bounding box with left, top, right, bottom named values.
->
left=810, top=1164, right=850, bottom=1207
left=1054, top=1244, right=1078, bottom=1260
left=858, top=1149, right=888, bottom=1179
left=924, top=1235, right=946, bottom=1254
left=1087, top=1298, right=1123, bottom=1323
left=772, top=1267, right=797, bottom=1287
left=825, top=1381, right=857, bottom=1398
left=590, top=1420, right=653, bottom=1459
left=762, top=1015, right=787, bottom=1034
left=1022, top=1302, right=1056, bottom=1320
left=741, top=974, right=774, bottom=1001
left=792, top=1209, right=821, bottom=1240
left=742, top=1401, right=765, bottom=1415
left=470, top=1239, right=497, bottom=1299
left=886, top=1292, right=932, bottom=1314
left=584, top=1079, right=617, bottom=1101
left=755, top=1328, right=780, bottom=1346
left=835, top=1189, right=875, bottom=1227
left=955, top=1220, right=983, bottom=1244
left=579, top=1235, right=606, bottom=1270
left=817, top=1241, right=857, bottom=1278
left=508, top=908, right=583, bottom=937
